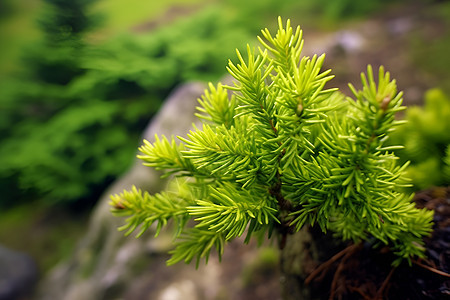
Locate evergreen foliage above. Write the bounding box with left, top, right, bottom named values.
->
left=111, top=18, right=434, bottom=266
left=26, top=0, right=99, bottom=85
left=389, top=88, right=450, bottom=190
left=0, top=0, right=101, bottom=204
left=0, top=7, right=251, bottom=206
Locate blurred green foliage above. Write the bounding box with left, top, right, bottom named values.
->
left=0, top=4, right=253, bottom=207
left=0, top=0, right=42, bottom=77
left=90, top=0, right=207, bottom=36
left=315, top=0, right=392, bottom=21
left=390, top=89, right=450, bottom=190
left=223, top=0, right=398, bottom=31
left=411, top=1, right=450, bottom=93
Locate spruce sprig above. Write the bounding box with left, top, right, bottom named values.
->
left=110, top=185, right=191, bottom=238
left=111, top=17, right=433, bottom=267
left=195, top=82, right=237, bottom=128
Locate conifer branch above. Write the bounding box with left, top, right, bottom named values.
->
left=167, top=228, right=225, bottom=268
left=110, top=185, right=191, bottom=238
left=138, top=135, right=195, bottom=178
left=196, top=82, right=237, bottom=128
left=111, top=17, right=434, bottom=267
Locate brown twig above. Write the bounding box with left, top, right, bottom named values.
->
left=375, top=266, right=396, bottom=299
left=348, top=286, right=372, bottom=300
left=413, top=259, right=450, bottom=278
left=329, top=244, right=360, bottom=300
left=305, top=243, right=360, bottom=285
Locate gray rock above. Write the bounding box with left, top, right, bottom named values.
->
left=0, top=245, right=38, bottom=300
left=333, top=30, right=365, bottom=54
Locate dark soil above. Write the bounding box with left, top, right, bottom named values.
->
left=305, top=187, right=450, bottom=300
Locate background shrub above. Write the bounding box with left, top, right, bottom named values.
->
left=0, top=5, right=253, bottom=207
left=390, top=89, right=450, bottom=190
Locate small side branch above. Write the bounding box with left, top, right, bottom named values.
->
left=375, top=266, right=396, bottom=299
left=329, top=244, right=357, bottom=300
left=413, top=259, right=450, bottom=278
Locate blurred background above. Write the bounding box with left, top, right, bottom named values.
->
left=0, top=0, right=449, bottom=299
